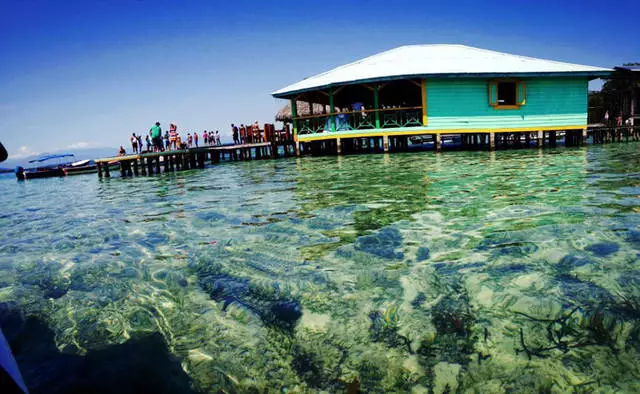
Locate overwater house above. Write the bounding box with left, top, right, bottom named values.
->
left=272, top=44, right=610, bottom=153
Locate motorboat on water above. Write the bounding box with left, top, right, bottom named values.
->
left=15, top=153, right=74, bottom=180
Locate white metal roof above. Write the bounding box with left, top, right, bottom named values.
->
left=273, top=44, right=610, bottom=97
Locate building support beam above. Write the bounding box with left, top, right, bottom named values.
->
left=382, top=135, right=389, bottom=152
left=336, top=138, right=341, bottom=154
left=373, top=86, right=380, bottom=129
left=582, top=128, right=588, bottom=145
left=290, top=99, right=298, bottom=138
left=295, top=140, right=300, bottom=156
left=434, top=134, right=441, bottom=152
left=489, top=132, right=495, bottom=151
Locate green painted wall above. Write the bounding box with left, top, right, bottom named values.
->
left=426, top=77, right=588, bottom=130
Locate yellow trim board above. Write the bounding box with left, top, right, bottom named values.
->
left=297, top=125, right=586, bottom=142
left=421, top=79, right=428, bottom=125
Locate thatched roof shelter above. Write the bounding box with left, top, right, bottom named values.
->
left=276, top=101, right=340, bottom=122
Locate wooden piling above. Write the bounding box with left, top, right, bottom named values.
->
left=97, top=162, right=103, bottom=178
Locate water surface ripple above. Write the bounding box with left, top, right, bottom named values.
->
left=1, top=143, right=640, bottom=393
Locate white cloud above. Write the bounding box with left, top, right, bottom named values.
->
left=67, top=141, right=90, bottom=149
left=11, top=146, right=37, bottom=159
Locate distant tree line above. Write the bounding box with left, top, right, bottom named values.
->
left=588, top=62, right=640, bottom=124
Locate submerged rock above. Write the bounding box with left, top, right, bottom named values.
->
left=416, top=247, right=430, bottom=262
left=355, top=227, right=404, bottom=260
left=198, top=271, right=302, bottom=331
left=585, top=242, right=620, bottom=257
left=558, top=274, right=615, bottom=308
left=0, top=305, right=198, bottom=394
left=557, top=255, right=592, bottom=272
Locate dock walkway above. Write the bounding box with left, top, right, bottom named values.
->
left=94, top=126, right=639, bottom=178
left=94, top=141, right=294, bottom=178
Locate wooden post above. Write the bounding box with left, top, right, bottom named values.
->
left=164, top=154, right=169, bottom=172
left=147, top=157, right=153, bottom=175
left=155, top=156, right=161, bottom=174
left=133, top=159, right=139, bottom=176
left=329, top=87, right=335, bottom=132
left=373, top=85, right=380, bottom=129
left=104, top=163, right=111, bottom=178
left=537, top=130, right=543, bottom=147
left=434, top=134, right=441, bottom=152
left=489, top=132, right=495, bottom=151
left=141, top=158, right=147, bottom=175
left=97, top=162, right=103, bottom=178
left=120, top=161, right=126, bottom=177
left=189, top=152, right=196, bottom=168
left=582, top=128, right=588, bottom=145
left=550, top=131, right=557, bottom=147
left=295, top=140, right=300, bottom=156
left=382, top=135, right=389, bottom=152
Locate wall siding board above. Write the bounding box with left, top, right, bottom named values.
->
left=426, top=77, right=588, bottom=130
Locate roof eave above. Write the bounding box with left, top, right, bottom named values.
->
left=272, top=70, right=612, bottom=99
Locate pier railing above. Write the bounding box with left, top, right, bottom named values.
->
left=295, top=106, right=424, bottom=135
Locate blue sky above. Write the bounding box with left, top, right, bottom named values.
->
left=0, top=0, right=637, bottom=158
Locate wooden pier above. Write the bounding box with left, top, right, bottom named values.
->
left=294, top=125, right=640, bottom=156
left=95, top=126, right=639, bottom=178
left=94, top=141, right=295, bottom=178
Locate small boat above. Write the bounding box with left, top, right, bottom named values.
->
left=15, top=153, right=74, bottom=180
left=63, top=159, right=97, bottom=175
left=64, top=160, right=120, bottom=176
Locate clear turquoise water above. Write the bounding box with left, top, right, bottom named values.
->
left=1, top=143, right=640, bottom=393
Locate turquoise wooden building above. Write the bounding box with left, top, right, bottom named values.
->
left=272, top=45, right=610, bottom=152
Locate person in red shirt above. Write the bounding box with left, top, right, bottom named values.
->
left=194, top=131, right=199, bottom=147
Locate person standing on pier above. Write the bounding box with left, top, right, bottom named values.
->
left=203, top=130, right=208, bottom=145
left=170, top=129, right=177, bottom=150
left=232, top=124, right=239, bottom=145
left=136, top=134, right=143, bottom=153
left=145, top=134, right=152, bottom=152
left=164, top=131, right=170, bottom=150
left=131, top=133, right=138, bottom=153
left=150, top=121, right=163, bottom=152
left=187, top=132, right=193, bottom=147
left=215, top=130, right=221, bottom=146
left=252, top=121, right=260, bottom=142
left=194, top=131, right=199, bottom=147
